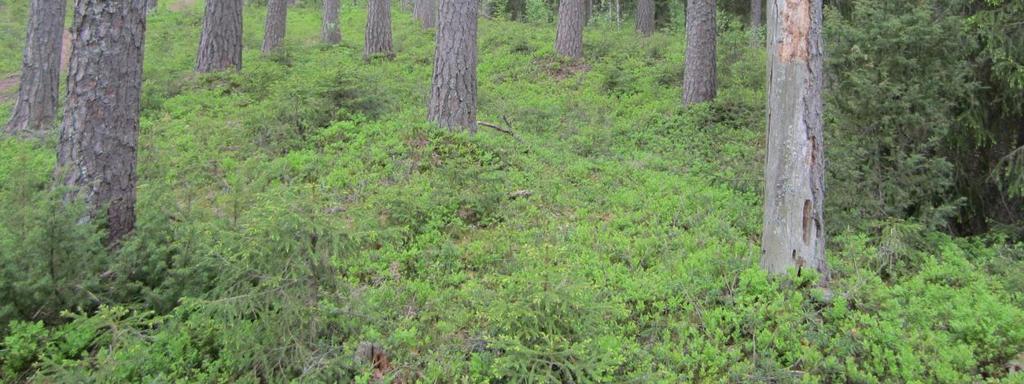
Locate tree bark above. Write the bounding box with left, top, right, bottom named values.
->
left=56, top=0, right=147, bottom=245
left=761, top=0, right=829, bottom=285
left=196, top=0, right=243, bottom=72
left=750, top=0, right=762, bottom=28
left=262, top=0, right=288, bottom=53
left=4, top=0, right=68, bottom=136
left=555, top=0, right=585, bottom=59
left=321, top=0, right=341, bottom=44
left=682, top=0, right=716, bottom=105
left=364, top=0, right=394, bottom=59
left=428, top=0, right=478, bottom=132
left=635, top=0, right=654, bottom=36
left=414, top=0, right=436, bottom=28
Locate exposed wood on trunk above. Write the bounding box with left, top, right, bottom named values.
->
left=761, top=0, right=829, bottom=285
left=56, top=0, right=148, bottom=245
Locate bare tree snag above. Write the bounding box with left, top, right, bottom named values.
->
left=761, top=0, right=829, bottom=285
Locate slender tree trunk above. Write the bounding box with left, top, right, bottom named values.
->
left=761, top=0, right=828, bottom=285
left=4, top=0, right=67, bottom=136
left=635, top=0, right=654, bottom=36
left=507, top=0, right=526, bottom=21
left=57, top=0, right=147, bottom=245
left=414, top=0, right=436, bottom=28
left=682, top=0, right=716, bottom=105
left=428, top=0, right=478, bottom=132
left=554, top=0, right=585, bottom=59
left=262, top=0, right=288, bottom=53
left=146, top=0, right=157, bottom=13
left=750, top=0, right=762, bottom=28
left=364, top=0, right=394, bottom=59
left=583, top=0, right=592, bottom=24
left=322, top=0, right=341, bottom=44
left=196, top=0, right=243, bottom=72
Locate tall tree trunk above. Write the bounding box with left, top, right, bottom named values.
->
left=364, top=0, right=394, bottom=59
left=57, top=0, right=147, bottom=245
left=262, top=0, right=288, bottom=53
left=196, top=0, right=243, bottom=72
left=750, top=0, right=762, bottom=28
left=635, top=0, right=654, bottom=36
left=554, top=0, right=585, bottom=59
left=583, top=0, right=592, bottom=24
left=4, top=0, right=68, bottom=136
left=321, top=0, right=341, bottom=44
left=507, top=0, right=526, bottom=21
left=146, top=0, right=157, bottom=13
left=761, top=0, right=828, bottom=285
left=682, top=0, right=716, bottom=105
left=414, top=0, right=436, bottom=28
left=428, top=0, right=478, bottom=132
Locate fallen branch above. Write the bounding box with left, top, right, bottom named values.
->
left=477, top=121, right=516, bottom=136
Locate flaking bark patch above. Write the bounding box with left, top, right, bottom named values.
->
left=779, top=0, right=810, bottom=62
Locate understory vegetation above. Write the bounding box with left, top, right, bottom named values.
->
left=1, top=1, right=1022, bottom=382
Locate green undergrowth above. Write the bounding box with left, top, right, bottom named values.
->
left=0, top=3, right=1022, bottom=383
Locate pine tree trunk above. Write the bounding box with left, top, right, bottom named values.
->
left=507, top=0, right=526, bottom=21
left=750, top=0, right=762, bottom=28
left=4, top=0, right=68, bottom=136
left=364, top=0, right=394, bottom=59
left=262, top=0, right=288, bottom=53
left=555, top=0, right=585, bottom=59
left=428, top=0, right=478, bottom=132
left=322, top=0, right=341, bottom=44
left=761, top=0, right=828, bottom=285
left=196, top=0, right=243, bottom=72
left=682, top=0, right=716, bottom=105
left=635, top=0, right=654, bottom=36
left=57, top=0, right=148, bottom=245
left=414, top=0, right=436, bottom=28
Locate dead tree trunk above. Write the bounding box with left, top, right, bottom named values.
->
left=761, top=0, right=829, bottom=285
left=428, top=0, right=478, bottom=132
left=322, top=0, right=341, bottom=44
left=682, top=0, right=716, bottom=105
left=636, top=0, right=654, bottom=36
left=414, top=0, right=436, bottom=28
left=364, top=0, right=394, bottom=59
left=555, top=0, right=585, bottom=59
left=196, top=0, right=243, bottom=72
left=262, top=0, right=288, bottom=53
left=4, top=0, right=68, bottom=136
left=56, top=0, right=148, bottom=245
